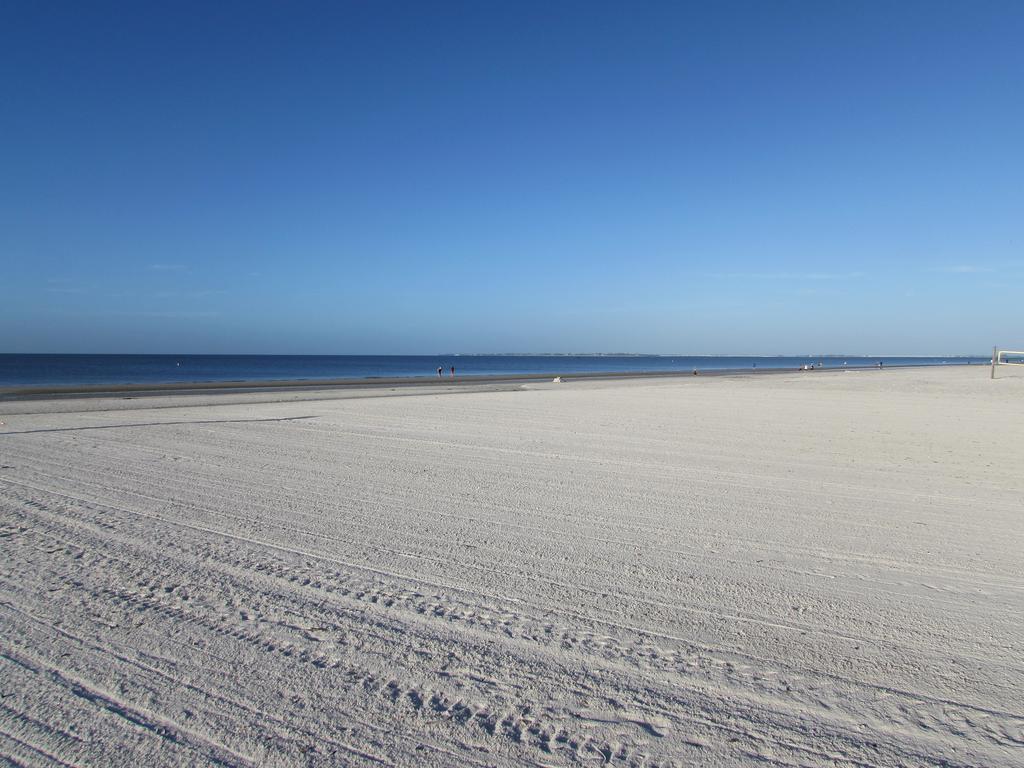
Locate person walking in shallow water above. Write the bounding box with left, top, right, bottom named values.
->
left=450, top=365, right=456, bottom=378
left=437, top=366, right=443, bottom=378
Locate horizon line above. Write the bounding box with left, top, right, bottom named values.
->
left=0, top=351, right=991, bottom=358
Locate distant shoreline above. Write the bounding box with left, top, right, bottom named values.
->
left=0, top=362, right=967, bottom=401
left=0, top=352, right=986, bottom=358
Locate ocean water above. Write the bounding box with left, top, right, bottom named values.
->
left=0, top=354, right=990, bottom=388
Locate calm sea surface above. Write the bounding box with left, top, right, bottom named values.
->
left=0, top=354, right=990, bottom=388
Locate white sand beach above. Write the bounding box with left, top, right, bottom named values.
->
left=1, top=366, right=1022, bottom=767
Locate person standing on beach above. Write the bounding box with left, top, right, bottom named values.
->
left=450, top=366, right=456, bottom=378
left=437, top=366, right=443, bottom=378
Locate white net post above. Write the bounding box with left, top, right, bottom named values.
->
left=992, top=347, right=1024, bottom=379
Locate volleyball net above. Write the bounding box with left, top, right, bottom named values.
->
left=991, top=347, right=1024, bottom=378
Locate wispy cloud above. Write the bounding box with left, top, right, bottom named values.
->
left=57, top=310, right=222, bottom=319
left=45, top=278, right=90, bottom=294
left=707, top=271, right=865, bottom=280
left=930, top=265, right=994, bottom=274
left=108, top=310, right=221, bottom=318
left=151, top=289, right=227, bottom=299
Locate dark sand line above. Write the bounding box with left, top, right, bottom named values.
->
left=0, top=365, right=894, bottom=402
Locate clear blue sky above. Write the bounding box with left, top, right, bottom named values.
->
left=2, top=1, right=1021, bottom=354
